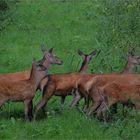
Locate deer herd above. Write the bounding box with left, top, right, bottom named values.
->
left=0, top=46, right=140, bottom=121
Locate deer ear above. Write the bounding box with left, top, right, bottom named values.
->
left=41, top=44, right=46, bottom=53
left=90, top=50, right=97, bottom=56
left=128, top=48, right=135, bottom=56
left=48, top=48, right=53, bottom=53
left=78, top=49, right=85, bottom=56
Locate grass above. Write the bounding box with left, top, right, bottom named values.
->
left=0, top=0, right=140, bottom=139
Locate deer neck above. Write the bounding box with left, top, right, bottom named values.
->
left=40, top=57, right=51, bottom=69
left=29, top=67, right=48, bottom=91
left=78, top=59, right=89, bottom=73
left=122, top=61, right=134, bottom=73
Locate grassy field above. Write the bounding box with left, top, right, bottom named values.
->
left=0, top=0, right=140, bottom=139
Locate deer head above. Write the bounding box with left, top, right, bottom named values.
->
left=78, top=49, right=97, bottom=64
left=40, top=45, right=63, bottom=68
left=78, top=49, right=97, bottom=73
left=128, top=48, right=140, bottom=65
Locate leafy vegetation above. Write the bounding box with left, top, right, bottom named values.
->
left=0, top=0, right=140, bottom=139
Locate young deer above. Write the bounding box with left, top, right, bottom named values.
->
left=78, top=49, right=97, bottom=73
left=93, top=48, right=140, bottom=114
left=59, top=49, right=97, bottom=104
left=70, top=48, right=140, bottom=110
left=95, top=82, right=140, bottom=119
left=0, top=60, right=47, bottom=121
left=0, top=47, right=62, bottom=84
left=33, top=49, right=97, bottom=118
left=85, top=73, right=140, bottom=116
left=0, top=49, right=62, bottom=121
left=121, top=48, right=140, bottom=73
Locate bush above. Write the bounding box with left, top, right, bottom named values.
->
left=0, top=0, right=9, bottom=12
left=0, top=0, right=18, bottom=31
left=99, top=0, right=140, bottom=48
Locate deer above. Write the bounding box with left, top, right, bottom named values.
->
left=95, top=48, right=140, bottom=113
left=0, top=46, right=62, bottom=85
left=109, top=48, right=140, bottom=111
left=94, top=81, right=140, bottom=120
left=59, top=49, right=97, bottom=105
left=69, top=48, right=140, bottom=111
left=121, top=48, right=140, bottom=73
left=84, top=73, right=140, bottom=117
left=0, top=49, right=63, bottom=121
left=33, top=49, right=97, bottom=119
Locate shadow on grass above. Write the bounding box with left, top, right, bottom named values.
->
left=34, top=106, right=64, bottom=121
left=0, top=108, right=24, bottom=120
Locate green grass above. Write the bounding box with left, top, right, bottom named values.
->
left=0, top=0, right=140, bottom=139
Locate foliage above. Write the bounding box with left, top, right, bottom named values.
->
left=0, top=0, right=18, bottom=31
left=0, top=0, right=140, bottom=139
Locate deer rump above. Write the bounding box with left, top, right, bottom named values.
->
left=88, top=74, right=140, bottom=117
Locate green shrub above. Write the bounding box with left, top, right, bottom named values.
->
left=0, top=0, right=9, bottom=12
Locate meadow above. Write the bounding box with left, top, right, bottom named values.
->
left=0, top=0, right=140, bottom=139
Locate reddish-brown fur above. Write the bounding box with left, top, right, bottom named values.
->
left=84, top=49, right=140, bottom=115
left=95, top=82, right=140, bottom=118
left=86, top=74, right=140, bottom=116
left=34, top=50, right=97, bottom=118
left=59, top=49, right=97, bottom=104
left=0, top=60, right=47, bottom=121
left=34, top=48, right=140, bottom=118
left=0, top=48, right=62, bottom=121
left=0, top=47, right=62, bottom=87
left=70, top=48, right=140, bottom=109
left=121, top=48, right=140, bottom=73
left=0, top=70, right=30, bottom=81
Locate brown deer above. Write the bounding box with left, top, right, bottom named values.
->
left=95, top=82, right=140, bottom=119
left=121, top=48, right=140, bottom=73
left=85, top=73, right=140, bottom=116
left=0, top=60, right=47, bottom=121
left=94, top=48, right=140, bottom=113
left=0, top=46, right=62, bottom=84
left=33, top=49, right=97, bottom=118
left=0, top=49, right=62, bottom=121
left=70, top=48, right=140, bottom=110
left=86, top=48, right=140, bottom=116
left=59, top=49, right=97, bottom=104
left=78, top=49, right=97, bottom=73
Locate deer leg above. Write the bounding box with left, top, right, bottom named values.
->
left=69, top=94, right=82, bottom=108
left=83, top=96, right=90, bottom=113
left=96, top=102, right=109, bottom=124
left=24, top=99, right=32, bottom=121
left=86, top=91, right=103, bottom=116
left=41, top=102, right=47, bottom=115
left=0, top=99, right=7, bottom=113
left=28, top=100, right=33, bottom=120
left=0, top=99, right=6, bottom=107
left=86, top=101, right=101, bottom=116
left=96, top=101, right=108, bottom=120
left=34, top=91, right=53, bottom=120
left=41, top=92, right=46, bottom=115
left=72, top=89, right=80, bottom=106
left=34, top=98, right=47, bottom=120
left=69, top=90, right=82, bottom=108
left=35, top=86, right=55, bottom=119
left=96, top=98, right=118, bottom=120
left=61, top=96, right=66, bottom=106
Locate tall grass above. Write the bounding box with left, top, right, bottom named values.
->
left=0, top=0, right=140, bottom=139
